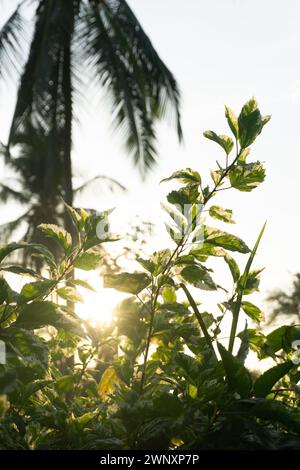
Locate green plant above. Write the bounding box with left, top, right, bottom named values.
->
left=1, top=98, right=300, bottom=450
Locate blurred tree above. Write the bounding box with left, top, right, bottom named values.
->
left=267, top=273, right=300, bottom=324
left=0, top=0, right=182, bottom=244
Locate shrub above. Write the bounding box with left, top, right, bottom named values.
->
left=1, top=99, right=300, bottom=450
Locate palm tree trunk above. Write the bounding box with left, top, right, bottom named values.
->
left=62, top=42, right=73, bottom=209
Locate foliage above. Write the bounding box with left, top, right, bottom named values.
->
left=1, top=99, right=300, bottom=450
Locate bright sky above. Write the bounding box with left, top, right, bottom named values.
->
left=1, top=0, right=300, bottom=312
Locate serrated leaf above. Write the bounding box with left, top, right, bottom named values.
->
left=19, top=280, right=56, bottom=304
left=238, top=98, right=264, bottom=148
left=242, top=269, right=263, bottom=295
left=161, top=168, right=201, bottom=185
left=72, top=279, right=96, bottom=292
left=74, top=252, right=102, bottom=270
left=204, top=226, right=250, bottom=253
left=103, top=272, right=151, bottom=294
left=38, top=224, right=72, bottom=253
left=57, top=286, right=83, bottom=303
left=190, top=244, right=227, bottom=262
left=241, top=301, right=264, bottom=323
left=167, top=185, right=199, bottom=210
left=229, top=162, right=265, bottom=192
left=180, top=265, right=217, bottom=291
left=204, top=130, right=234, bottom=155
left=210, top=170, right=222, bottom=186
left=209, top=205, right=235, bottom=224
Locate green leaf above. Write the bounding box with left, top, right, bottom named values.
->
left=241, top=301, right=264, bottom=323
left=224, top=255, right=240, bottom=283
left=265, top=326, right=299, bottom=355
left=210, top=170, right=223, bottom=186
left=225, top=105, right=239, bottom=138
left=162, top=286, right=177, bottom=303
left=19, top=280, right=56, bottom=304
left=161, top=168, right=201, bottom=185
left=251, top=399, right=300, bottom=433
left=262, top=115, right=271, bottom=127
left=74, top=251, right=102, bottom=270
left=151, top=249, right=172, bottom=276
left=83, top=209, right=117, bottom=249
left=137, top=257, right=156, bottom=274
left=204, top=131, right=234, bottom=155
left=153, top=393, right=183, bottom=418
left=209, top=205, right=235, bottom=224
left=0, top=369, right=17, bottom=394
left=71, top=279, right=96, bottom=292
left=161, top=202, right=187, bottom=232
left=0, top=265, right=41, bottom=278
left=180, top=265, right=217, bottom=291
left=38, top=224, right=72, bottom=253
left=0, top=277, right=15, bottom=304
left=204, top=226, right=250, bottom=253
left=0, top=242, right=29, bottom=264
left=98, top=367, right=120, bottom=399
left=56, top=375, right=75, bottom=393
left=103, top=272, right=151, bottom=294
left=238, top=98, right=264, bottom=148
left=63, top=201, right=82, bottom=230
left=242, top=269, right=263, bottom=294
left=23, top=379, right=52, bottom=400
left=15, top=301, right=83, bottom=334
left=218, top=342, right=252, bottom=398
left=57, top=286, right=83, bottom=303
left=229, top=162, right=266, bottom=192
left=7, top=328, right=49, bottom=368
left=167, top=185, right=199, bottom=210
left=190, top=244, right=227, bottom=262
left=253, top=361, right=294, bottom=398
left=237, top=148, right=251, bottom=163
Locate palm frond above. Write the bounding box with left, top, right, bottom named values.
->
left=78, top=0, right=182, bottom=174
left=0, top=209, right=30, bottom=242
left=0, top=182, right=30, bottom=204
left=74, top=174, right=127, bottom=194
left=0, top=4, right=25, bottom=79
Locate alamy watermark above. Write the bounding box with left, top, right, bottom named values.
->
left=95, top=203, right=205, bottom=244
left=162, top=203, right=204, bottom=242
left=0, top=340, right=6, bottom=365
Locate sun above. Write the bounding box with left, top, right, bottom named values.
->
left=75, top=270, right=124, bottom=326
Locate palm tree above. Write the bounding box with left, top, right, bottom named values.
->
left=0, top=0, right=182, bottom=241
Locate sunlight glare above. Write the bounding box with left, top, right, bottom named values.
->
left=75, top=271, right=124, bottom=326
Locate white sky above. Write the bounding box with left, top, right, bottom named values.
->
left=1, top=0, right=300, bottom=310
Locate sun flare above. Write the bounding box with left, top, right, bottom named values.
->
left=75, top=271, right=124, bottom=326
